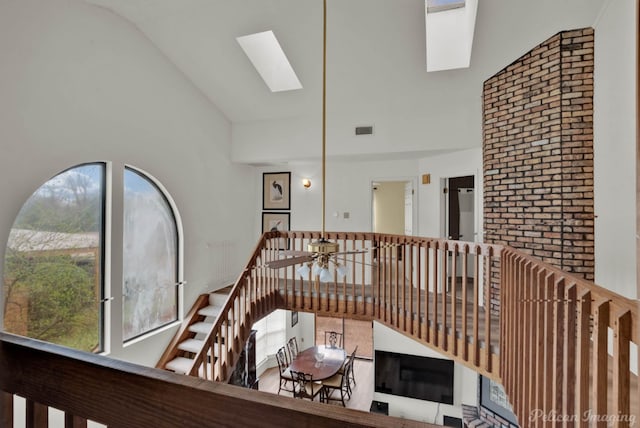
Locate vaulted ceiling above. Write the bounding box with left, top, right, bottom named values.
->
left=85, top=0, right=608, bottom=162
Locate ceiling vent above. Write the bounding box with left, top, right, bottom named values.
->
left=355, top=126, right=374, bottom=136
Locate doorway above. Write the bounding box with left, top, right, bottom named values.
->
left=315, top=315, right=373, bottom=359
left=371, top=180, right=415, bottom=235
left=444, top=175, right=475, bottom=242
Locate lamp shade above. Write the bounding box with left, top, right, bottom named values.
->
left=297, top=264, right=311, bottom=279
left=319, top=267, right=333, bottom=283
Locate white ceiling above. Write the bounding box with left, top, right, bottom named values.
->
left=85, top=0, right=608, bottom=161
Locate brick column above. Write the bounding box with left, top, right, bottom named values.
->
left=483, top=28, right=594, bottom=281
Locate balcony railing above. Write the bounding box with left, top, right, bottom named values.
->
left=1, top=231, right=638, bottom=426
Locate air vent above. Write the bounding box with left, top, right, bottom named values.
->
left=355, top=126, right=374, bottom=136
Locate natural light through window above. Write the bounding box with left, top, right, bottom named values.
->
left=123, top=167, right=179, bottom=341
left=252, top=309, right=286, bottom=364
left=3, top=163, right=105, bottom=352
left=425, top=0, right=477, bottom=72
left=427, top=0, right=465, bottom=13
left=237, top=30, right=302, bottom=92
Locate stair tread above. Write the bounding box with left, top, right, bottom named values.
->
left=178, top=338, right=204, bottom=353
left=177, top=338, right=220, bottom=357
left=189, top=322, right=213, bottom=334
left=198, top=305, right=222, bottom=317
left=165, top=357, right=193, bottom=374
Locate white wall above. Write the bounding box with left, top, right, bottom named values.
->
left=258, top=158, right=420, bottom=236
left=593, top=0, right=637, bottom=299
left=373, top=322, right=477, bottom=424
left=0, top=0, right=256, bottom=365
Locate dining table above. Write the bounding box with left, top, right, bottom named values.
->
left=288, top=345, right=346, bottom=381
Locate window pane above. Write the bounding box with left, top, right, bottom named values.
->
left=123, top=168, right=178, bottom=341
left=3, top=164, right=105, bottom=352
left=252, top=310, right=285, bottom=365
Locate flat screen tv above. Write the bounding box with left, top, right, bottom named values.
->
left=374, top=350, right=454, bottom=404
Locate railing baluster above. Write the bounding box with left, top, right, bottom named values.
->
left=441, top=242, right=448, bottom=351
left=451, top=242, right=458, bottom=356
left=542, top=272, right=554, bottom=416
left=461, top=244, right=468, bottom=361
left=395, top=237, right=400, bottom=328
left=613, top=310, right=632, bottom=427
left=551, top=278, right=565, bottom=425
left=562, top=284, right=577, bottom=421
left=592, top=298, right=610, bottom=427
left=64, top=413, right=87, bottom=428
left=534, top=267, right=545, bottom=418
left=1, top=391, right=13, bottom=427
left=522, top=261, right=532, bottom=421
left=472, top=248, right=480, bottom=367
left=425, top=241, right=431, bottom=343
left=434, top=241, right=440, bottom=349
left=416, top=243, right=423, bottom=341
left=576, top=290, right=591, bottom=428
left=26, top=399, right=47, bottom=428
left=483, top=246, right=493, bottom=373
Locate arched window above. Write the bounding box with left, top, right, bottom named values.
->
left=123, top=166, right=179, bottom=341
left=3, top=163, right=105, bottom=352
left=3, top=162, right=183, bottom=352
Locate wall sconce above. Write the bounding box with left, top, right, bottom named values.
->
left=302, top=178, right=312, bottom=188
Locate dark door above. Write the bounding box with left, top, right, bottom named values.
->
left=447, top=176, right=474, bottom=240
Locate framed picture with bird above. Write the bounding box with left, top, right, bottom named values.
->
left=262, top=212, right=290, bottom=250
left=262, top=171, right=291, bottom=210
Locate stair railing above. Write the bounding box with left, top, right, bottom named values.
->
left=166, top=230, right=637, bottom=425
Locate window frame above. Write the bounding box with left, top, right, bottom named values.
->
left=122, top=165, right=183, bottom=344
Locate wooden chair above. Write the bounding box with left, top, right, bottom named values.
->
left=324, top=331, right=343, bottom=348
left=275, top=347, right=295, bottom=394
left=290, top=371, right=325, bottom=402
left=339, top=346, right=358, bottom=397
left=321, top=357, right=352, bottom=406
left=286, top=336, right=299, bottom=364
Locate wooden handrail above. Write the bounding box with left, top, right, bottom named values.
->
left=0, top=333, right=435, bottom=427
left=3, top=231, right=636, bottom=426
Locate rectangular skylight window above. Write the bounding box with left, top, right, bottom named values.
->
left=237, top=30, right=302, bottom=92
left=425, top=0, right=477, bottom=72
left=427, top=0, right=465, bottom=14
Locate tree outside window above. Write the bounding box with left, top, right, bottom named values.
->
left=3, top=164, right=104, bottom=352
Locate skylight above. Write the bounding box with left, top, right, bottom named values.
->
left=427, top=0, right=465, bottom=14
left=237, top=30, right=302, bottom=92
left=425, top=0, right=477, bottom=72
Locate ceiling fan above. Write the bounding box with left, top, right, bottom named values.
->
left=265, top=0, right=368, bottom=282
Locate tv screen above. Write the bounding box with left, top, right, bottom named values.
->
left=374, top=350, right=454, bottom=404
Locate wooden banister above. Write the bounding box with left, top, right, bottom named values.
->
left=3, top=231, right=637, bottom=426
left=0, top=333, right=434, bottom=428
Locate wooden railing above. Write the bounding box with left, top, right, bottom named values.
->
left=1, top=231, right=637, bottom=426
left=500, top=248, right=639, bottom=427
left=0, top=333, right=433, bottom=428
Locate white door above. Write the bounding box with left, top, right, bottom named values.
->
left=404, top=181, right=413, bottom=236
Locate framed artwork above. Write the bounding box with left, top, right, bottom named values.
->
left=291, top=311, right=298, bottom=327
left=262, top=212, right=290, bottom=250
left=263, top=172, right=291, bottom=210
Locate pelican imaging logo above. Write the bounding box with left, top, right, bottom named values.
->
left=529, top=410, right=636, bottom=426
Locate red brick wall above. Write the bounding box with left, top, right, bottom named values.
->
left=483, top=28, right=594, bottom=280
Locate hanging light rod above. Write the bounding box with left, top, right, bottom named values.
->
left=308, top=0, right=339, bottom=255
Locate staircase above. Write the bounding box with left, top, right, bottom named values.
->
left=154, top=231, right=638, bottom=425
left=157, top=286, right=232, bottom=375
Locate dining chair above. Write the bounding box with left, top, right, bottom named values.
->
left=275, top=346, right=295, bottom=395
left=286, top=336, right=299, bottom=363
left=321, top=357, right=352, bottom=406
left=324, top=330, right=343, bottom=348
left=290, top=371, right=325, bottom=402
left=338, top=346, right=358, bottom=397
